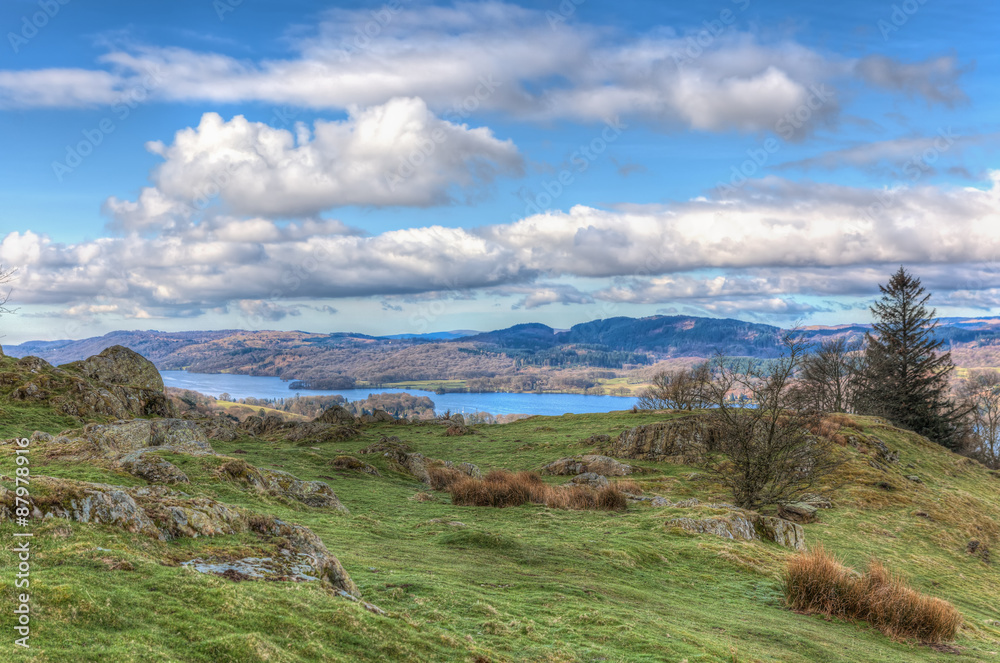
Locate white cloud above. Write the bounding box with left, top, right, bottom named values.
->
left=6, top=172, right=1000, bottom=321
left=104, top=99, right=523, bottom=224
left=236, top=299, right=302, bottom=321
left=0, top=4, right=969, bottom=133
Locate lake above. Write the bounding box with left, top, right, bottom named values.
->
left=161, top=371, right=638, bottom=417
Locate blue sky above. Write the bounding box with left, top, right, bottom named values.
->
left=1, top=0, right=998, bottom=344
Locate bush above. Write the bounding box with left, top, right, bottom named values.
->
left=445, top=470, right=626, bottom=511
left=784, top=547, right=962, bottom=643
left=426, top=465, right=467, bottom=490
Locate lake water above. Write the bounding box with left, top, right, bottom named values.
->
left=161, top=370, right=638, bottom=417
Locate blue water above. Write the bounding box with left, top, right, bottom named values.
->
left=161, top=371, right=638, bottom=417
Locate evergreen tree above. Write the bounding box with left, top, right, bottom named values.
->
left=857, top=267, right=963, bottom=447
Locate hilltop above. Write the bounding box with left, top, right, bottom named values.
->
left=1, top=346, right=999, bottom=661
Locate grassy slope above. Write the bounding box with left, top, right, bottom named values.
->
left=2, top=398, right=1000, bottom=661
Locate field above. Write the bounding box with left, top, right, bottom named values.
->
left=2, top=398, right=1000, bottom=661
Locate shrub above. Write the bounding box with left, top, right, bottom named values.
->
left=784, top=547, right=962, bottom=643
left=426, top=465, right=467, bottom=490
left=445, top=470, right=626, bottom=511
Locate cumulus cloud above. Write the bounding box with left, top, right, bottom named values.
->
left=6, top=173, right=1000, bottom=320
left=0, top=4, right=969, bottom=134
left=104, top=99, right=523, bottom=224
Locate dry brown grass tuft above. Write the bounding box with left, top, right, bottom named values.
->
left=445, top=470, right=626, bottom=511
left=615, top=479, right=643, bottom=495
left=784, top=547, right=962, bottom=643
left=426, top=465, right=468, bottom=490
left=806, top=414, right=862, bottom=446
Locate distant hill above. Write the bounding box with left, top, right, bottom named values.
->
left=6, top=315, right=1000, bottom=387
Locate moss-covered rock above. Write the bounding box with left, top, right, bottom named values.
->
left=0, top=476, right=357, bottom=594
left=215, top=459, right=348, bottom=511
left=610, top=416, right=718, bottom=463
left=668, top=510, right=805, bottom=550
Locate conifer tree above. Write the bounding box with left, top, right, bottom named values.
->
left=857, top=267, right=963, bottom=447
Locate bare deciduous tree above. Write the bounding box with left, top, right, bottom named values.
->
left=788, top=337, right=863, bottom=413
left=956, top=371, right=1000, bottom=469
left=700, top=333, right=843, bottom=511
left=636, top=362, right=712, bottom=410
left=0, top=265, right=15, bottom=317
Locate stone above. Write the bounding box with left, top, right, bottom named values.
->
left=541, top=454, right=633, bottom=477
left=215, top=459, right=348, bottom=512
left=610, top=416, right=718, bottom=463
left=360, top=436, right=479, bottom=484
left=117, top=450, right=190, bottom=485
left=579, top=454, right=633, bottom=476
left=314, top=404, right=356, bottom=426
left=75, top=345, right=164, bottom=392
left=669, top=511, right=805, bottom=550
left=541, top=458, right=587, bottom=476
left=449, top=413, right=465, bottom=426
left=650, top=497, right=671, bottom=507
left=778, top=502, right=819, bottom=523
left=906, top=475, right=923, bottom=483
left=798, top=493, right=833, bottom=509
left=371, top=409, right=394, bottom=422
left=0, top=476, right=359, bottom=594
left=567, top=472, right=609, bottom=488
left=83, top=419, right=214, bottom=455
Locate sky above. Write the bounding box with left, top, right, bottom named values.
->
left=0, top=0, right=998, bottom=345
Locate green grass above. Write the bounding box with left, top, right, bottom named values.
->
left=3, top=404, right=1000, bottom=661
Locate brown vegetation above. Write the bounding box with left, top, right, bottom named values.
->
left=784, top=547, right=962, bottom=643
left=443, top=470, right=627, bottom=511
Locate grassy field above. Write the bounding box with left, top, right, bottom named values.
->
left=2, top=399, right=1000, bottom=661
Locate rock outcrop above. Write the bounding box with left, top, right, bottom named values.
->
left=83, top=418, right=214, bottom=455
left=215, top=459, right=349, bottom=511
left=566, top=472, right=609, bottom=488
left=314, top=404, right=357, bottom=426
left=610, top=416, right=718, bottom=463
left=118, top=450, right=190, bottom=485
left=668, top=510, right=805, bottom=550
left=0, top=476, right=357, bottom=593
left=360, top=436, right=481, bottom=483
left=542, top=454, right=633, bottom=477
left=75, top=345, right=165, bottom=392
left=1, top=346, right=174, bottom=421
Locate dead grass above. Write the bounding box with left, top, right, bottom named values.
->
left=446, top=470, right=627, bottom=511
left=784, top=547, right=962, bottom=643
left=426, top=465, right=468, bottom=490
left=615, top=479, right=643, bottom=495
